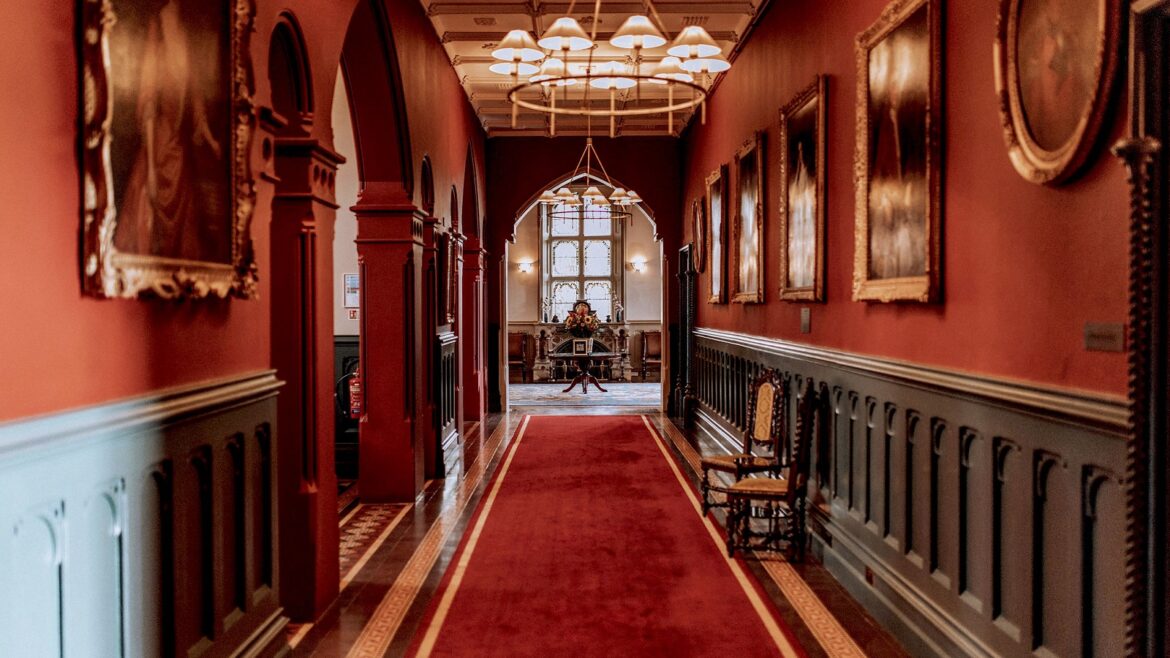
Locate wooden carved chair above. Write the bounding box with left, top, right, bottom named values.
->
left=699, top=369, right=787, bottom=514
left=724, top=378, right=816, bottom=560
left=640, top=330, right=662, bottom=382
left=507, top=332, right=529, bottom=383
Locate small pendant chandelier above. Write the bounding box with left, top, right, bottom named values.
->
left=541, top=137, right=640, bottom=224
left=489, top=1, right=731, bottom=137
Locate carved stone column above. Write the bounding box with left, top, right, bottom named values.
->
left=353, top=184, right=427, bottom=502
left=270, top=133, right=344, bottom=620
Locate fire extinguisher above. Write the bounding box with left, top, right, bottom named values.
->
left=347, top=368, right=362, bottom=419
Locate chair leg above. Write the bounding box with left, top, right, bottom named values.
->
left=700, top=469, right=712, bottom=515
left=726, top=497, right=739, bottom=558
left=796, top=499, right=807, bottom=562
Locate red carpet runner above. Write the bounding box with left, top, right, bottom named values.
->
left=408, top=415, right=804, bottom=657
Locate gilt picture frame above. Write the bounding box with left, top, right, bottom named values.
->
left=706, top=165, right=728, bottom=304
left=779, top=76, right=827, bottom=302
left=853, top=0, right=943, bottom=303
left=732, top=132, right=765, bottom=304
left=993, top=0, right=1122, bottom=185
left=692, top=198, right=707, bottom=274
left=80, top=0, right=258, bottom=300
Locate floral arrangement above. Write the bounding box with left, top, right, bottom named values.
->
left=564, top=307, right=601, bottom=337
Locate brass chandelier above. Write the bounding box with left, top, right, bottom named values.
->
left=489, top=1, right=732, bottom=136
left=538, top=138, right=640, bottom=221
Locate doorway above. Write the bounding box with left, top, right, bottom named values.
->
left=502, top=175, right=665, bottom=411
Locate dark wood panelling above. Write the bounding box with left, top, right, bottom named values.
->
left=436, top=331, right=460, bottom=477
left=0, top=371, right=286, bottom=657
left=692, top=328, right=1126, bottom=657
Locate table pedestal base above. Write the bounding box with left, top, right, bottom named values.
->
left=562, top=357, right=608, bottom=393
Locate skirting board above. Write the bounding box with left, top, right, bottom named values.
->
left=814, top=529, right=992, bottom=658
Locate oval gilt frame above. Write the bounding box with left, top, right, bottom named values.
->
left=993, top=0, right=1123, bottom=185
left=692, top=198, right=707, bottom=274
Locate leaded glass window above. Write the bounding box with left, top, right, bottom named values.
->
left=543, top=194, right=622, bottom=322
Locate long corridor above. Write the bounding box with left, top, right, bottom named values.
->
left=287, top=410, right=907, bottom=657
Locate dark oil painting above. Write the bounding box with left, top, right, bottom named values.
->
left=866, top=3, right=929, bottom=280
left=108, top=0, right=232, bottom=263
left=785, top=98, right=819, bottom=290
left=1015, top=0, right=1098, bottom=152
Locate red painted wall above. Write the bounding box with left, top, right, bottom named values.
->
left=682, top=0, right=1129, bottom=395
left=0, top=0, right=483, bottom=422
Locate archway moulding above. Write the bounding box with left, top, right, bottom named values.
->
left=507, top=171, right=662, bottom=245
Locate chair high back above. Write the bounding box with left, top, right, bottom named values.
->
left=507, top=333, right=526, bottom=360
left=643, top=331, right=662, bottom=358
left=786, top=379, right=816, bottom=508
left=743, top=369, right=786, bottom=458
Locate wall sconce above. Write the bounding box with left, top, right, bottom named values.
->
left=517, top=260, right=534, bottom=274
left=629, top=257, right=647, bottom=273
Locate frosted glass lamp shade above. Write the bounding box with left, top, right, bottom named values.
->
left=609, top=15, right=666, bottom=49
left=538, top=17, right=593, bottom=51
left=666, top=26, right=722, bottom=59
left=588, top=61, right=637, bottom=90
left=538, top=190, right=559, bottom=204
left=650, top=56, right=694, bottom=83
left=490, top=60, right=540, bottom=76
left=680, top=53, right=731, bottom=74
left=491, top=30, right=543, bottom=62
left=530, top=57, right=576, bottom=85
left=581, top=186, right=606, bottom=202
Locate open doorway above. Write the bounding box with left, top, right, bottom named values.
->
left=503, top=174, right=665, bottom=410
left=330, top=65, right=361, bottom=510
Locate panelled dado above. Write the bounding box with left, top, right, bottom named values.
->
left=691, top=328, right=1126, bottom=658
left=0, top=372, right=285, bottom=657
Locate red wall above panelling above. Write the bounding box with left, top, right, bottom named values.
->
left=682, top=0, right=1128, bottom=395
left=0, top=0, right=482, bottom=421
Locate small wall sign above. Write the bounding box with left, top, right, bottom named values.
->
left=343, top=273, right=360, bottom=308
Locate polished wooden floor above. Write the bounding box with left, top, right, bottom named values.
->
left=287, top=409, right=908, bottom=657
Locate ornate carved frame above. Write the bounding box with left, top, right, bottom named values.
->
left=706, top=165, right=728, bottom=304
left=80, top=0, right=258, bottom=300
left=853, top=0, right=943, bottom=303
left=691, top=198, right=707, bottom=275
left=732, top=132, right=765, bottom=304
left=778, top=76, right=827, bottom=302
left=994, top=0, right=1123, bottom=185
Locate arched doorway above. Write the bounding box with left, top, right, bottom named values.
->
left=501, top=172, right=666, bottom=411
left=340, top=0, right=429, bottom=506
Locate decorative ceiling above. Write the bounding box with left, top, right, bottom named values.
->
left=419, top=1, right=764, bottom=137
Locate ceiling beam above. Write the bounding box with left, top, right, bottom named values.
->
left=426, top=2, right=755, bottom=16
left=441, top=30, right=738, bottom=43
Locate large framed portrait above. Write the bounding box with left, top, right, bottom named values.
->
left=994, top=0, right=1122, bottom=185
left=779, top=76, right=827, bottom=302
left=691, top=198, right=707, bottom=274
left=80, top=0, right=258, bottom=299
left=706, top=165, right=728, bottom=304
left=853, top=0, right=942, bottom=303
left=732, top=133, right=765, bottom=304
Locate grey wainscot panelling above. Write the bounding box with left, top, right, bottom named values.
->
left=0, top=371, right=287, bottom=657
left=692, top=328, right=1127, bottom=658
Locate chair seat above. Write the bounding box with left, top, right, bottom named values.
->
left=728, top=476, right=791, bottom=499
left=700, top=454, right=774, bottom=472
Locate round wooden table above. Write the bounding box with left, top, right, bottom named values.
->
left=552, top=352, right=618, bottom=393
